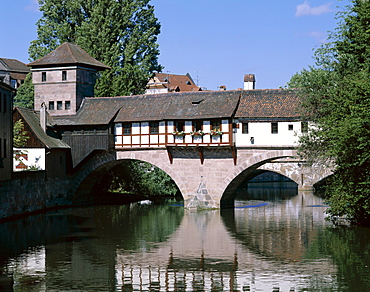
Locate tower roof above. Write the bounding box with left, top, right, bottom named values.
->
left=28, top=42, right=110, bottom=71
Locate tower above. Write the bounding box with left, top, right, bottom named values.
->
left=28, top=42, right=110, bottom=116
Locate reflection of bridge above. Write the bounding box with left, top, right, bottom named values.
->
left=73, top=147, right=332, bottom=209
left=3, top=194, right=336, bottom=291
left=113, top=193, right=335, bottom=291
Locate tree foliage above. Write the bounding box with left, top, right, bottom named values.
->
left=288, top=0, right=370, bottom=225
left=13, top=119, right=29, bottom=148
left=14, top=73, right=34, bottom=109
left=96, top=161, right=179, bottom=199
left=26, top=0, right=162, bottom=98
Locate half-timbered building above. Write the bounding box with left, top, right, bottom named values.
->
left=15, top=42, right=304, bottom=172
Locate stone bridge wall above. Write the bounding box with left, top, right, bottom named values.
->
left=0, top=147, right=332, bottom=220
left=74, top=148, right=331, bottom=210
left=0, top=171, right=73, bottom=221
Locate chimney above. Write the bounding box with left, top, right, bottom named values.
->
left=219, top=85, right=226, bottom=91
left=244, top=74, right=256, bottom=90
left=40, top=102, right=47, bottom=132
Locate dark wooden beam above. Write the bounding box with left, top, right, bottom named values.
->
left=230, top=145, right=237, bottom=165
left=197, top=146, right=204, bottom=165
left=166, top=146, right=173, bottom=164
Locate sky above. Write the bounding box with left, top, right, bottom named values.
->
left=0, top=0, right=347, bottom=91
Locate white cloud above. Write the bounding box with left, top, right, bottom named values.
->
left=295, top=1, right=333, bottom=17
left=25, top=0, right=40, bottom=12
left=308, top=31, right=327, bottom=43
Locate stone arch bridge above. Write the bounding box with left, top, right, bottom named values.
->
left=72, top=147, right=332, bottom=210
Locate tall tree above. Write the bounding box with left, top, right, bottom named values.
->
left=13, top=73, right=34, bottom=109
left=28, top=0, right=162, bottom=97
left=288, top=0, right=370, bottom=225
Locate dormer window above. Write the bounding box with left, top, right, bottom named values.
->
left=41, top=72, right=46, bottom=82
left=62, top=71, right=67, bottom=81
left=186, top=81, right=191, bottom=85
left=191, top=97, right=203, bottom=105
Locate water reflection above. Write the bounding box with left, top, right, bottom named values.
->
left=1, top=185, right=370, bottom=291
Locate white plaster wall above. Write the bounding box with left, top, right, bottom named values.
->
left=234, top=121, right=301, bottom=146
left=13, top=148, right=45, bottom=171
left=132, top=123, right=140, bottom=135
left=145, top=88, right=168, bottom=94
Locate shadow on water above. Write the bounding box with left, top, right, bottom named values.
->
left=0, top=203, right=184, bottom=291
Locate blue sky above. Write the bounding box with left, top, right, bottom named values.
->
left=0, top=0, right=346, bottom=90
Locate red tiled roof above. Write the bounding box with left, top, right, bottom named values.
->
left=235, top=89, right=301, bottom=120
left=148, top=73, right=201, bottom=92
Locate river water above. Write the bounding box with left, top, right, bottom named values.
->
left=1, top=182, right=370, bottom=292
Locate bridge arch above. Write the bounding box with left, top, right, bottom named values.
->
left=220, top=150, right=297, bottom=207
left=70, top=148, right=332, bottom=209
left=72, top=150, right=186, bottom=203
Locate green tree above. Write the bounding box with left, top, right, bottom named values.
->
left=13, top=119, right=29, bottom=147
left=13, top=73, right=34, bottom=109
left=27, top=0, right=162, bottom=98
left=95, top=161, right=179, bottom=198
left=129, top=161, right=179, bottom=198
left=288, top=0, right=370, bottom=225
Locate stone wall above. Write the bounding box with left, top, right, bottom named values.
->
left=0, top=171, right=74, bottom=221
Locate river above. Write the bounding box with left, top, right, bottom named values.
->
left=1, top=182, right=370, bottom=291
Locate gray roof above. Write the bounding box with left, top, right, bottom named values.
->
left=51, top=97, right=127, bottom=126
left=0, top=58, right=30, bottom=73
left=50, top=89, right=302, bottom=126
left=115, top=90, right=241, bottom=122
left=16, top=107, right=70, bottom=149
left=51, top=91, right=242, bottom=126
left=28, top=42, right=110, bottom=71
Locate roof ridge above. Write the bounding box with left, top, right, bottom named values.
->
left=66, top=42, right=79, bottom=63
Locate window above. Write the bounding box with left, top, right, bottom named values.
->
left=49, top=101, right=55, bottom=110
left=288, top=124, right=293, bottom=131
left=57, top=101, right=63, bottom=110
left=301, top=122, right=308, bottom=133
left=186, top=80, right=191, bottom=85
left=175, top=121, right=184, bottom=132
left=192, top=121, right=202, bottom=131
left=42, top=72, right=46, bottom=82
left=0, top=92, right=2, bottom=112
left=65, top=100, right=71, bottom=110
left=271, top=122, right=278, bottom=134
left=211, top=120, right=221, bottom=131
left=123, top=123, right=131, bottom=135
left=0, top=138, right=2, bottom=157
left=150, top=122, right=159, bottom=134
left=242, top=122, right=249, bottom=134
left=62, top=71, right=67, bottom=81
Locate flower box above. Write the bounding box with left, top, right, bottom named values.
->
left=190, top=131, right=205, bottom=137
left=172, top=131, right=185, bottom=137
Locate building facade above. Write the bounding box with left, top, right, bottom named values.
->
left=146, top=73, right=201, bottom=94
left=0, top=82, right=15, bottom=181
left=28, top=42, right=110, bottom=115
